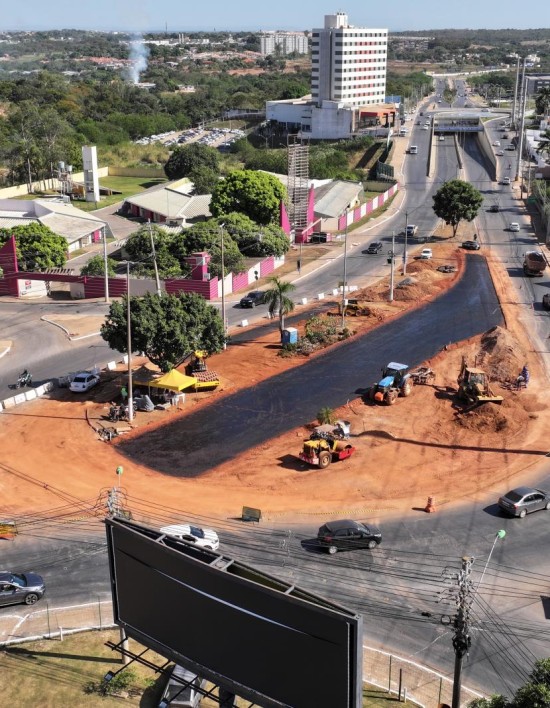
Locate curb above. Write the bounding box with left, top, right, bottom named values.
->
left=40, top=315, right=100, bottom=341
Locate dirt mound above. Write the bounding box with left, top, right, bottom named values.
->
left=476, top=326, right=528, bottom=384
left=454, top=398, right=530, bottom=434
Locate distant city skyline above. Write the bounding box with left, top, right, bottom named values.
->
left=2, top=0, right=545, bottom=33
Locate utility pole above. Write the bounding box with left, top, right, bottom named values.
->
left=147, top=220, right=162, bottom=297
left=340, top=211, right=349, bottom=330
left=516, top=69, right=529, bottom=185
left=220, top=223, right=227, bottom=349
left=103, top=229, right=110, bottom=305
left=403, top=212, right=409, bottom=276
left=452, top=556, right=473, bottom=708
left=388, top=231, right=395, bottom=302
left=126, top=262, right=134, bottom=422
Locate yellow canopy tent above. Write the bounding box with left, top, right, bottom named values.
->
left=148, top=369, right=197, bottom=392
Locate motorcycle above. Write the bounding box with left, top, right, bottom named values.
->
left=108, top=401, right=137, bottom=422
left=15, top=371, right=32, bottom=389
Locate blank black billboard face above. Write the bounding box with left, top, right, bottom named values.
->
left=106, top=519, right=362, bottom=708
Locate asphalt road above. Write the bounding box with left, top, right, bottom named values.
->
left=119, top=254, right=502, bottom=476
left=0, top=300, right=116, bottom=399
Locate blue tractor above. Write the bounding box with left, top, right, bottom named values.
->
left=369, top=362, right=413, bottom=405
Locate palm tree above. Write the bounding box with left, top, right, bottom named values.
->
left=263, top=276, right=296, bottom=334
left=535, top=87, right=550, bottom=117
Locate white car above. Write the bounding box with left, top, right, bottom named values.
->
left=420, top=248, right=433, bottom=260
left=422, top=125, right=429, bottom=130
left=501, top=176, right=511, bottom=185
left=160, top=524, right=220, bottom=551
left=509, top=222, right=520, bottom=232
left=69, top=372, right=100, bottom=393
left=493, top=140, right=501, bottom=147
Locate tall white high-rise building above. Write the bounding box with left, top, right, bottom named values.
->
left=311, top=12, right=387, bottom=108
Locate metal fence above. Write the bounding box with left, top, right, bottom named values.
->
left=363, top=646, right=484, bottom=707
left=0, top=600, right=485, bottom=707
left=0, top=596, right=114, bottom=645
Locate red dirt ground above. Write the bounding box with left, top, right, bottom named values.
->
left=1, top=242, right=548, bottom=525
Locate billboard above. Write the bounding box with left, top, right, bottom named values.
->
left=105, top=518, right=363, bottom=708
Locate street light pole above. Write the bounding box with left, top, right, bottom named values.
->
left=340, top=211, right=349, bottom=329
left=403, top=212, right=409, bottom=275
left=102, top=229, right=110, bottom=305
left=147, top=220, right=162, bottom=297
left=389, top=230, right=395, bottom=302
left=220, top=223, right=226, bottom=349
left=126, top=262, right=134, bottom=422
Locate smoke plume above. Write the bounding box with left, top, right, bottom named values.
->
left=128, top=38, right=149, bottom=84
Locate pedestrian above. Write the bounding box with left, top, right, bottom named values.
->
left=121, top=385, right=128, bottom=403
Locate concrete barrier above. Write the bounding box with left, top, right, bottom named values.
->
left=332, top=288, right=339, bottom=296
left=301, top=297, right=308, bottom=305
left=35, top=385, right=46, bottom=396
left=2, top=397, right=16, bottom=409
left=240, top=319, right=249, bottom=327
left=13, top=393, right=26, bottom=405
left=317, top=293, right=325, bottom=300
left=107, top=361, right=117, bottom=371
left=24, top=390, right=37, bottom=402
left=350, top=285, right=358, bottom=292
left=121, top=355, right=128, bottom=364
left=43, top=381, right=55, bottom=392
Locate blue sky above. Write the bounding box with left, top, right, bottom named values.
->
left=3, top=0, right=545, bottom=32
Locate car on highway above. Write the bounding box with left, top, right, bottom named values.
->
left=419, top=248, right=433, bottom=260
left=160, top=524, right=220, bottom=551
left=506, top=145, right=516, bottom=151
left=317, top=519, right=382, bottom=554
left=493, top=140, right=501, bottom=147
left=542, top=294, right=550, bottom=311
left=501, top=177, right=511, bottom=185
left=498, top=486, right=550, bottom=518
left=69, top=372, right=100, bottom=393
left=461, top=240, right=481, bottom=250
left=364, top=241, right=383, bottom=254
left=0, top=571, right=45, bottom=607
left=488, top=204, right=500, bottom=213
left=509, top=222, right=520, bottom=232
left=239, top=291, right=265, bottom=308
left=405, top=224, right=418, bottom=237
left=439, top=135, right=444, bottom=141
left=495, top=150, right=505, bottom=156
left=421, top=125, right=429, bottom=131
left=502, top=133, right=509, bottom=139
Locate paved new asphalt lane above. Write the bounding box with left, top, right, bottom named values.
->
left=119, top=254, right=503, bottom=476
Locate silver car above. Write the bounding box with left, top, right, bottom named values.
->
left=0, top=571, right=46, bottom=606
left=498, top=486, right=550, bottom=518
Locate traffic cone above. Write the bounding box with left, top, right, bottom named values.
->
left=425, top=496, right=436, bottom=513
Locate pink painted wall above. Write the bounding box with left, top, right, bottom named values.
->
left=259, top=255, right=275, bottom=277
left=232, top=271, right=248, bottom=292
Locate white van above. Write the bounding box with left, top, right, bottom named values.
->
left=399, top=127, right=408, bottom=136
left=409, top=145, right=418, bottom=155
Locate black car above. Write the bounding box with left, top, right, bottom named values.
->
left=0, top=571, right=45, bottom=607
left=488, top=204, right=499, bottom=213
left=364, top=241, right=383, bottom=254
left=317, top=519, right=382, bottom=554
left=239, top=291, right=265, bottom=308
left=498, top=486, right=550, bottom=518
left=461, top=240, right=481, bottom=250
left=543, top=294, right=550, bottom=311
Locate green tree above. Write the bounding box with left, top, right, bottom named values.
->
left=171, top=220, right=245, bottom=278
left=263, top=275, right=296, bottom=333
left=512, top=683, right=550, bottom=708
left=125, top=224, right=182, bottom=279
left=0, top=224, right=67, bottom=271
left=432, top=179, right=483, bottom=237
left=164, top=142, right=220, bottom=180
left=535, top=87, right=550, bottom=117
left=469, top=696, right=509, bottom=708
left=100, top=291, right=225, bottom=372
left=80, top=255, right=117, bottom=277
left=210, top=170, right=287, bottom=225
left=222, top=212, right=290, bottom=258
left=189, top=165, right=219, bottom=195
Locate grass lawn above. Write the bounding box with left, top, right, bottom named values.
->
left=74, top=176, right=167, bottom=212
left=0, top=630, right=405, bottom=706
